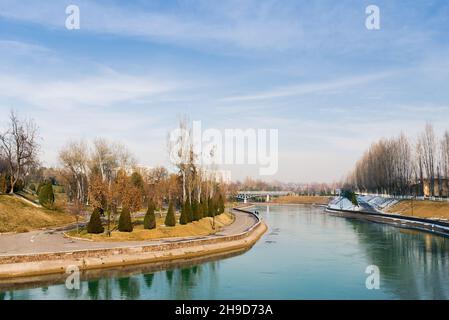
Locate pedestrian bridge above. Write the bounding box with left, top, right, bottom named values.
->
left=236, top=191, right=294, bottom=203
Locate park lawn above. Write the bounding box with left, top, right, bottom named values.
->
left=272, top=195, right=331, bottom=205
left=386, top=200, right=449, bottom=220
left=0, top=194, right=75, bottom=233
left=68, top=212, right=235, bottom=241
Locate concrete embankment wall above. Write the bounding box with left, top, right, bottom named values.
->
left=0, top=208, right=267, bottom=280
left=326, top=207, right=449, bottom=237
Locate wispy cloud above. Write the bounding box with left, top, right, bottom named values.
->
left=221, top=72, right=394, bottom=102
left=0, top=70, right=176, bottom=110
left=0, top=40, right=51, bottom=55
left=0, top=0, right=303, bottom=51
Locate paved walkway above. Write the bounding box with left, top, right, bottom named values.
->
left=0, top=209, right=258, bottom=256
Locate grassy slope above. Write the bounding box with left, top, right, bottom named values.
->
left=386, top=200, right=449, bottom=220
left=0, top=194, right=75, bottom=233
left=272, top=195, right=331, bottom=205
left=69, top=212, right=235, bottom=241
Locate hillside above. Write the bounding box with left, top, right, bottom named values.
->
left=386, top=200, right=449, bottom=220
left=272, top=195, right=331, bottom=205
left=0, top=195, right=75, bottom=233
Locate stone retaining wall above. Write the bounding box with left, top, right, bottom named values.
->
left=326, top=208, right=449, bottom=237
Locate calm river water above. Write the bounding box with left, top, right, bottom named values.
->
left=2, top=205, right=449, bottom=300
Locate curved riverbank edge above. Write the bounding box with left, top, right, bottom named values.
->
left=326, top=207, right=449, bottom=237
left=0, top=208, right=267, bottom=280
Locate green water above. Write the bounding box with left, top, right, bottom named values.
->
left=2, top=205, right=449, bottom=300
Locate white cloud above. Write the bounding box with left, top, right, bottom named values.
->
left=221, top=72, right=394, bottom=102
left=0, top=71, right=175, bottom=110
left=0, top=40, right=51, bottom=55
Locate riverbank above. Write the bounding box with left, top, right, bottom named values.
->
left=326, top=206, right=449, bottom=237
left=271, top=195, right=331, bottom=205
left=386, top=200, right=449, bottom=220
left=0, top=208, right=266, bottom=281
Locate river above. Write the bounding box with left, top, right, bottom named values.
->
left=2, top=205, right=449, bottom=300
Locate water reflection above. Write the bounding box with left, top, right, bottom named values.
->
left=0, top=252, right=225, bottom=299
left=347, top=220, right=449, bottom=299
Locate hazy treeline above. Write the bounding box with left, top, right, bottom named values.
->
left=230, top=177, right=339, bottom=196
left=347, top=124, right=449, bottom=197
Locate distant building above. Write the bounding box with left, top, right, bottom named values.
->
left=423, top=178, right=449, bottom=197
left=204, top=169, right=231, bottom=184
left=133, top=164, right=153, bottom=178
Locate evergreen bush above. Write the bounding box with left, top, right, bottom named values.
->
left=38, top=181, right=55, bottom=208
left=179, top=201, right=188, bottom=225
left=165, top=201, right=176, bottom=227
left=143, top=200, right=156, bottom=229
left=192, top=200, right=202, bottom=221
left=118, top=207, right=133, bottom=232
left=87, top=208, right=104, bottom=234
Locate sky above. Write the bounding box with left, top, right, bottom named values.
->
left=0, top=0, right=449, bottom=183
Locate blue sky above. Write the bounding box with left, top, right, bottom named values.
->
left=0, top=0, right=449, bottom=182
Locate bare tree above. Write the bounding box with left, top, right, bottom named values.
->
left=59, top=140, right=89, bottom=204
left=0, top=111, right=39, bottom=194
left=168, top=117, right=192, bottom=204
left=418, top=123, right=437, bottom=197
left=68, top=199, right=84, bottom=234
left=441, top=131, right=449, bottom=197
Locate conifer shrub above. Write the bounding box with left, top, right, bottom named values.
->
left=217, top=193, right=225, bottom=214
left=38, top=181, right=55, bottom=208
left=118, top=207, right=133, bottom=232
left=87, top=208, right=104, bottom=234
left=186, top=201, right=193, bottom=222
left=192, top=200, right=202, bottom=221
left=165, top=201, right=176, bottom=227
left=202, top=199, right=209, bottom=218
left=179, top=201, right=188, bottom=225
left=143, top=200, right=156, bottom=229
left=208, top=197, right=215, bottom=217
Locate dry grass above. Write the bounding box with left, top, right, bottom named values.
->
left=272, top=195, right=331, bottom=205
left=386, top=200, right=449, bottom=220
left=68, top=212, right=235, bottom=241
left=0, top=194, right=75, bottom=233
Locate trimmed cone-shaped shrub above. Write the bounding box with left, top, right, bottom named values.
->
left=144, top=201, right=156, bottom=229
left=87, top=208, right=104, bottom=234
left=179, top=201, right=188, bottom=225
left=165, top=201, right=176, bottom=227
left=217, top=193, right=225, bottom=214
left=202, top=199, right=209, bottom=218
left=192, top=200, right=202, bottom=221
left=187, top=201, right=194, bottom=222
left=208, top=197, right=215, bottom=217
left=38, top=181, right=55, bottom=208
left=118, top=207, right=133, bottom=232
